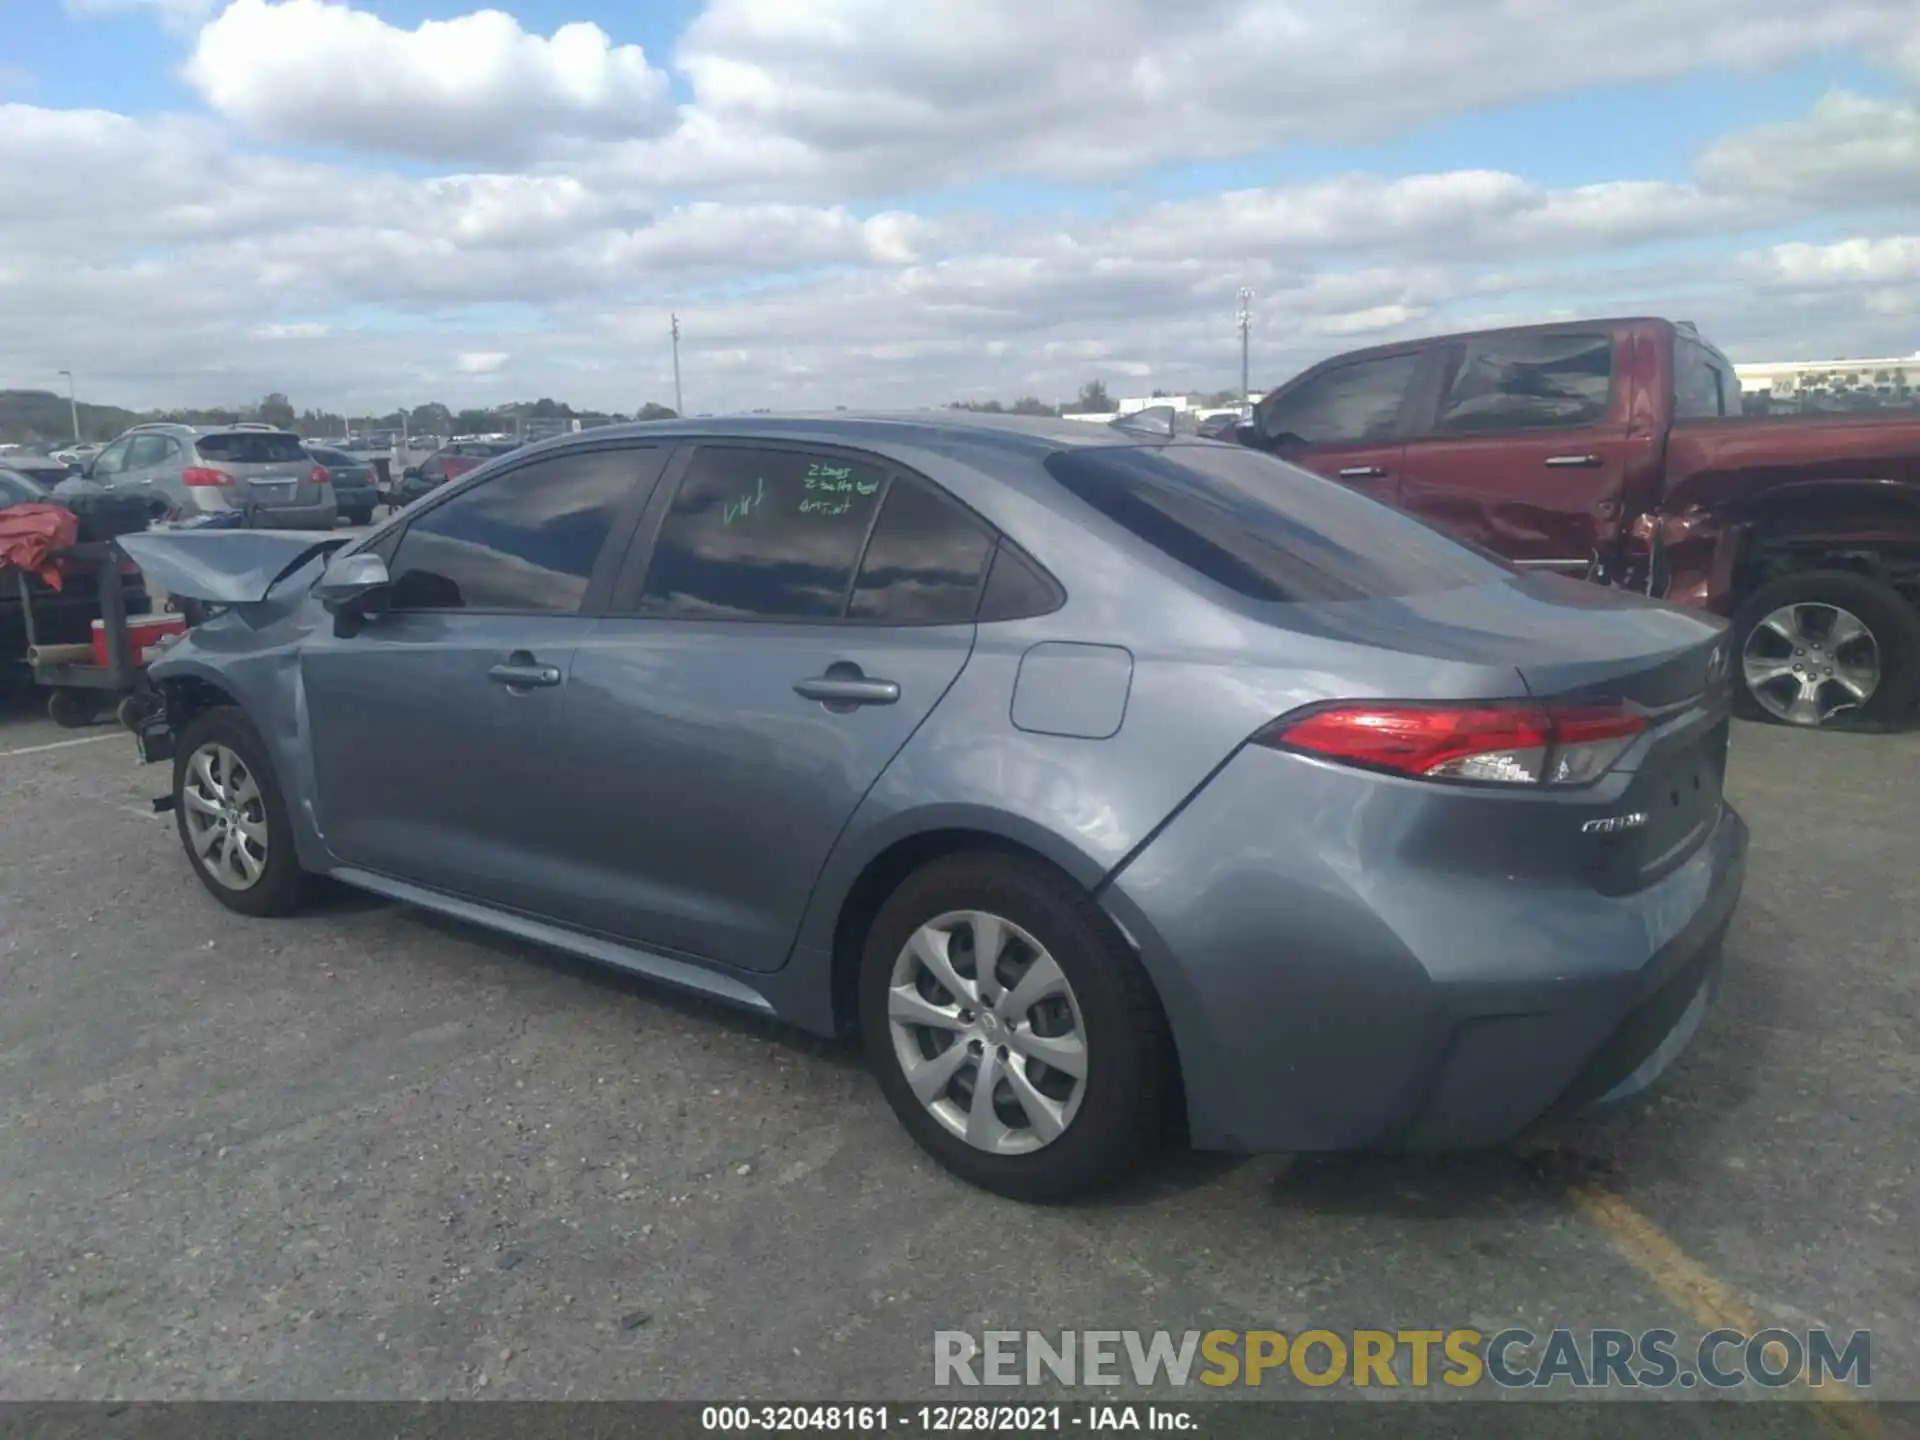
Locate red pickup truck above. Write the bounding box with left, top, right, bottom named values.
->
left=1243, top=317, right=1920, bottom=729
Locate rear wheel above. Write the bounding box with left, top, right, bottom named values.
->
left=47, top=688, right=99, bottom=728
left=172, top=706, right=308, bottom=916
left=1733, top=571, right=1920, bottom=729
left=346, top=507, right=373, bottom=526
left=859, top=852, right=1169, bottom=1201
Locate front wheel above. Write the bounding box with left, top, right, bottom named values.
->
left=859, top=852, right=1170, bottom=1201
left=1732, top=571, right=1920, bottom=729
left=172, top=706, right=309, bottom=916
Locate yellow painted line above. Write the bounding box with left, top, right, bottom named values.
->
left=1567, top=1179, right=1886, bottom=1440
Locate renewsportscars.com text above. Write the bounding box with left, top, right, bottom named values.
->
left=933, top=1328, right=1871, bottom=1390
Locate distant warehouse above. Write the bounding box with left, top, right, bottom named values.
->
left=1735, top=355, right=1920, bottom=414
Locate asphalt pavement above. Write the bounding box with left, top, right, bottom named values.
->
left=0, top=696, right=1913, bottom=1410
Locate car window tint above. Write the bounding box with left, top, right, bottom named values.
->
left=1435, top=333, right=1614, bottom=434
left=1046, top=444, right=1504, bottom=603
left=1673, top=339, right=1728, bottom=420
left=848, top=475, right=995, bottom=624
left=637, top=446, right=886, bottom=619
left=1260, top=354, right=1420, bottom=445
left=91, top=438, right=131, bottom=475
left=386, top=448, right=649, bottom=612
left=311, top=448, right=355, bottom=468
left=977, top=540, right=1065, bottom=622
left=124, top=435, right=171, bottom=468
left=195, top=432, right=309, bottom=464
left=0, top=471, right=44, bottom=504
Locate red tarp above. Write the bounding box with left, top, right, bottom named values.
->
left=0, top=503, right=80, bottom=590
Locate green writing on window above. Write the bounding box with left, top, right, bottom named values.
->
left=723, top=476, right=767, bottom=526
left=802, top=461, right=880, bottom=500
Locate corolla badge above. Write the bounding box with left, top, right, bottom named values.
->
left=1581, top=812, right=1649, bottom=835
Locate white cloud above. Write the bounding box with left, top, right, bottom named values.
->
left=183, top=0, right=674, bottom=164
left=10, top=0, right=1920, bottom=417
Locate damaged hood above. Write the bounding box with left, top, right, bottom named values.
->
left=117, top=528, right=351, bottom=604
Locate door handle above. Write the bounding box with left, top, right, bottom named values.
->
left=794, top=675, right=900, bottom=707
left=1544, top=454, right=1603, bottom=468
left=488, top=652, right=562, bottom=690
left=1337, top=466, right=1389, bottom=479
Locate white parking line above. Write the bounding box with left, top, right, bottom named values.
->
left=0, top=733, right=123, bottom=759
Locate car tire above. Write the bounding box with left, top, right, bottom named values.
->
left=1732, top=570, right=1920, bottom=729
left=347, top=507, right=373, bottom=526
left=172, top=706, right=308, bottom=917
left=859, top=851, right=1169, bottom=1202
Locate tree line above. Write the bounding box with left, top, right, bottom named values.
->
left=0, top=389, right=680, bottom=447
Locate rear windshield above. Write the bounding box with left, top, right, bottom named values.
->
left=309, top=448, right=357, bottom=467
left=1044, top=444, right=1508, bottom=602
left=196, top=432, right=308, bottom=464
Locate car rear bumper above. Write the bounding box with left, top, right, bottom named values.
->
left=249, top=502, right=339, bottom=530
left=1100, top=745, right=1749, bottom=1155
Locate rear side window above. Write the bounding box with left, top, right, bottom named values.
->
left=195, top=432, right=309, bottom=464
left=386, top=447, right=653, bottom=612
left=310, top=448, right=355, bottom=468
left=1260, top=354, right=1420, bottom=445
left=848, top=475, right=995, bottom=624
left=637, top=446, right=887, bottom=619
left=1673, top=339, right=1730, bottom=420
left=1046, top=444, right=1505, bottom=603
left=1434, top=333, right=1614, bottom=433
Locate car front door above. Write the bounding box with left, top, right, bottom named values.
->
left=1254, top=351, right=1425, bottom=509
left=550, top=443, right=994, bottom=972
left=299, top=443, right=668, bottom=914
left=1394, top=330, right=1630, bottom=573
left=120, top=433, right=184, bottom=515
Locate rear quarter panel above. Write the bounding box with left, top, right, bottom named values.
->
left=1657, top=413, right=1920, bottom=608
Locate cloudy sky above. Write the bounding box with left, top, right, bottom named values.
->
left=3, top=0, right=1919, bottom=416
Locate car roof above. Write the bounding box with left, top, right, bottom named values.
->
left=513, top=409, right=1162, bottom=459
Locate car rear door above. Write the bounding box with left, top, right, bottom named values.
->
left=1394, top=329, right=1631, bottom=574
left=299, top=442, right=669, bottom=915
left=548, top=442, right=991, bottom=972
left=1254, top=350, right=1425, bottom=508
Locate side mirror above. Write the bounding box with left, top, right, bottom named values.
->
left=1231, top=422, right=1261, bottom=448
left=402, top=466, right=421, bottom=480
left=315, top=550, right=391, bottom=616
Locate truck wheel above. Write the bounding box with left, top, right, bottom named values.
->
left=1732, top=571, right=1920, bottom=729
left=47, top=689, right=100, bottom=728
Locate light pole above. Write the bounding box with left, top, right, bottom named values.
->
left=1236, top=289, right=1254, bottom=414
left=57, top=369, right=79, bottom=442
left=670, top=314, right=684, bottom=417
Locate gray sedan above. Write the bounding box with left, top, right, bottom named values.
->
left=119, top=413, right=1746, bottom=1200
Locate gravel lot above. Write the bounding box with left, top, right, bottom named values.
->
left=0, top=692, right=1913, bottom=1409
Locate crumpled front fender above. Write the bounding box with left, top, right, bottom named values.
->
left=117, top=528, right=350, bottom=605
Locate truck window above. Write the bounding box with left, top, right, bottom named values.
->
left=1433, top=332, right=1613, bottom=434
left=1674, top=338, right=1731, bottom=419
left=1259, top=353, right=1420, bottom=445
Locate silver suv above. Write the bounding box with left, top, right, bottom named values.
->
left=81, top=422, right=338, bottom=529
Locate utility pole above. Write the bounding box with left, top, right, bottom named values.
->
left=670, top=314, right=684, bottom=416
left=58, top=369, right=79, bottom=441
left=1236, top=289, right=1254, bottom=414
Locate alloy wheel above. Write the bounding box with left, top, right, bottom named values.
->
left=886, top=910, right=1088, bottom=1156
left=181, top=742, right=269, bottom=890
left=1741, top=602, right=1881, bottom=727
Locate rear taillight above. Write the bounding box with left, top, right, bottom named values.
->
left=1258, top=701, right=1646, bottom=787
left=182, top=467, right=234, bottom=487
left=309, top=465, right=331, bottom=485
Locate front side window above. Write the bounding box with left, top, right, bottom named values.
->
left=1434, top=333, right=1614, bottom=434
left=636, top=446, right=888, bottom=619
left=90, top=437, right=133, bottom=476
left=1047, top=443, right=1505, bottom=603
left=385, top=447, right=652, bottom=612
left=1260, top=354, right=1421, bottom=445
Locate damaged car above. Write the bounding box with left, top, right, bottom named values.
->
left=121, top=413, right=1746, bottom=1200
